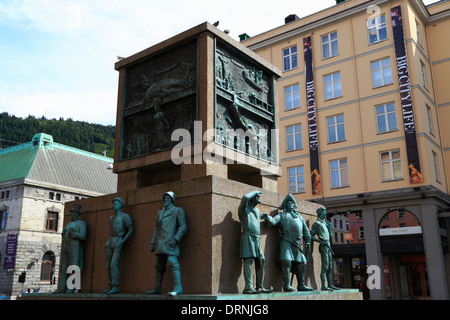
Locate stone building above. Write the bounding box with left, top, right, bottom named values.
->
left=0, top=133, right=117, bottom=299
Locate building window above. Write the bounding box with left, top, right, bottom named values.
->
left=368, top=14, right=388, bottom=44
left=426, top=105, right=433, bottom=134
left=324, top=71, right=342, bottom=100
left=330, top=158, right=349, bottom=188
left=432, top=151, right=440, bottom=182
left=415, top=20, right=422, bottom=45
left=359, top=226, right=365, bottom=240
left=376, top=102, right=397, bottom=133
left=283, top=46, right=298, bottom=71
left=327, top=114, right=345, bottom=143
left=288, top=166, right=305, bottom=194
left=0, top=191, right=9, bottom=199
left=321, top=31, right=339, bottom=59
left=371, top=57, right=393, bottom=88
left=284, top=84, right=300, bottom=110
left=45, top=211, right=59, bottom=231
left=286, top=124, right=302, bottom=151
left=420, top=60, right=427, bottom=89
left=40, top=251, right=55, bottom=281
left=1, top=210, right=7, bottom=230
left=380, top=150, right=402, bottom=181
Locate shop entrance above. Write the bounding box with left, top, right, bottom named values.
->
left=401, top=254, right=430, bottom=298
left=379, top=209, right=429, bottom=299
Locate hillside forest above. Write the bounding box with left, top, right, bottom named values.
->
left=0, top=112, right=115, bottom=158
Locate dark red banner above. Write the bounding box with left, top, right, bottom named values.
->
left=303, top=36, right=321, bottom=194
left=391, top=6, right=422, bottom=184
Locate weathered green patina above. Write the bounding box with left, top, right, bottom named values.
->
left=310, top=206, right=340, bottom=291
left=238, top=191, right=273, bottom=294
left=102, top=197, right=134, bottom=295
left=146, top=192, right=187, bottom=296
left=262, top=194, right=313, bottom=292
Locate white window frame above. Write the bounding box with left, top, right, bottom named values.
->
left=426, top=105, right=433, bottom=134
left=330, top=158, right=349, bottom=188
left=371, top=57, right=393, bottom=88
left=359, top=226, right=365, bottom=240
left=415, top=20, right=422, bottom=46
left=288, top=166, right=305, bottom=194
left=380, top=149, right=403, bottom=181
left=286, top=124, right=302, bottom=151
left=327, top=114, right=345, bottom=143
left=432, top=151, right=440, bottom=182
left=376, top=102, right=398, bottom=133
left=368, top=13, right=388, bottom=44
left=420, top=60, right=427, bottom=89
left=284, top=84, right=300, bottom=110
left=321, top=31, right=339, bottom=59
left=283, top=45, right=298, bottom=71
left=324, top=71, right=342, bottom=100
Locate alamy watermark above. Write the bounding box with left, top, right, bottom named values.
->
left=66, top=265, right=81, bottom=291
left=366, top=265, right=381, bottom=290
left=170, top=121, right=279, bottom=176
left=366, top=4, right=382, bottom=29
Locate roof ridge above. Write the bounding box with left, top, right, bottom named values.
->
left=53, top=142, right=113, bottom=162
left=426, top=0, right=450, bottom=7
left=0, top=142, right=33, bottom=155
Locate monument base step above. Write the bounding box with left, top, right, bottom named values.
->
left=19, top=289, right=361, bottom=300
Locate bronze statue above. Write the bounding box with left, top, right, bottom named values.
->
left=146, top=192, right=187, bottom=296
left=102, top=197, right=134, bottom=295
left=54, top=204, right=86, bottom=293
left=238, top=191, right=273, bottom=294
left=262, top=194, right=313, bottom=292
left=310, top=206, right=340, bottom=291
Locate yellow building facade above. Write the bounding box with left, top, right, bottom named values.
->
left=243, top=0, right=450, bottom=299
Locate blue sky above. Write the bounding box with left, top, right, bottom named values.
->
left=0, top=0, right=438, bottom=126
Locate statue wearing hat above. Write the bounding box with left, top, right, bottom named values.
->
left=310, top=206, right=340, bottom=291
left=238, top=191, right=273, bottom=294
left=102, top=197, right=134, bottom=295
left=146, top=191, right=187, bottom=296
left=262, top=194, right=312, bottom=292
left=55, top=204, right=86, bottom=293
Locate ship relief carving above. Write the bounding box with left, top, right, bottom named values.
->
left=121, top=41, right=197, bottom=159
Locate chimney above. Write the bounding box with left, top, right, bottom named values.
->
left=239, top=33, right=251, bottom=41
left=285, top=14, right=300, bottom=24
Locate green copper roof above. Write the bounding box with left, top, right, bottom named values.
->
left=0, top=142, right=38, bottom=182
left=0, top=133, right=117, bottom=194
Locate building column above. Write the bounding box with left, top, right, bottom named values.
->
left=343, top=256, right=353, bottom=288
left=421, top=201, right=449, bottom=300
left=363, top=208, right=386, bottom=300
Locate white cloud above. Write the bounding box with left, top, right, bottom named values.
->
left=1, top=86, right=117, bottom=125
